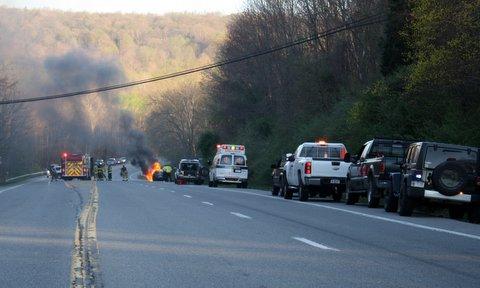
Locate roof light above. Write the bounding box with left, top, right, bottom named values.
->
left=318, top=140, right=327, bottom=145
left=62, top=152, right=68, bottom=158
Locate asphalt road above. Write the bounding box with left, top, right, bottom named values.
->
left=1, top=166, right=480, bottom=287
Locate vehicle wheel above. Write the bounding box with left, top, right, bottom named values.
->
left=345, top=178, right=358, bottom=205
left=272, top=185, right=280, bottom=196
left=367, top=177, right=380, bottom=208
left=208, top=181, right=213, bottom=187
left=398, top=182, right=415, bottom=216
left=283, top=179, right=293, bottom=200
left=298, top=185, right=309, bottom=202
left=242, top=182, right=248, bottom=189
left=448, top=206, right=465, bottom=220
left=213, top=181, right=218, bottom=187
left=278, top=177, right=285, bottom=197
left=237, top=183, right=242, bottom=188
left=298, top=175, right=308, bottom=202
left=467, top=205, right=480, bottom=224
left=384, top=188, right=398, bottom=212
left=332, top=187, right=342, bottom=202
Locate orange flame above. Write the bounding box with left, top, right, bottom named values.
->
left=145, top=162, right=162, bottom=182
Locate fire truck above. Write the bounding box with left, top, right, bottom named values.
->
left=61, top=153, right=92, bottom=180
left=208, top=144, right=248, bottom=188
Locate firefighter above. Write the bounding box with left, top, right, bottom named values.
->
left=120, top=165, right=128, bottom=181
left=163, top=164, right=173, bottom=182
left=93, top=164, right=99, bottom=181
left=107, top=165, right=112, bottom=181
left=49, top=165, right=57, bottom=182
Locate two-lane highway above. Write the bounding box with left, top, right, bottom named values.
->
left=1, top=166, right=480, bottom=287
left=0, top=177, right=90, bottom=287
left=96, top=167, right=480, bottom=288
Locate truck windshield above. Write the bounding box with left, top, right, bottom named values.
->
left=220, top=155, right=232, bottom=165
left=180, top=162, right=199, bottom=171
left=300, top=146, right=343, bottom=159
left=424, top=146, right=477, bottom=169
left=234, top=156, right=245, bottom=165
left=369, top=143, right=406, bottom=158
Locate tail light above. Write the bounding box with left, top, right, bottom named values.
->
left=305, top=162, right=312, bottom=175
left=379, top=162, right=385, bottom=174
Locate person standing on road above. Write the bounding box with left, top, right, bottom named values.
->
left=120, top=165, right=128, bottom=181
left=107, top=165, right=112, bottom=181
left=93, top=164, right=98, bottom=181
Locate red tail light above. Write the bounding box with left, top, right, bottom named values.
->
left=305, top=162, right=312, bottom=175
left=379, top=162, right=385, bottom=174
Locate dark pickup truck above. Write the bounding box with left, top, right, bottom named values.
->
left=345, top=138, right=412, bottom=210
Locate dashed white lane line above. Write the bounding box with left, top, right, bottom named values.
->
left=293, top=237, right=340, bottom=251
left=218, top=188, right=480, bottom=241
left=230, top=212, right=252, bottom=219
left=183, top=195, right=192, bottom=198
left=202, top=201, right=214, bottom=206
left=0, top=184, right=26, bottom=195
left=170, top=190, right=175, bottom=193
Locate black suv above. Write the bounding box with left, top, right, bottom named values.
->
left=398, top=142, right=480, bottom=223
left=175, top=159, right=207, bottom=185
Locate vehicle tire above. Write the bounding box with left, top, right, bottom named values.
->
left=448, top=205, right=465, bottom=220
left=467, top=205, right=480, bottom=224
left=208, top=181, right=213, bottom=187
left=283, top=179, right=293, bottom=200
left=272, top=185, right=280, bottom=196
left=242, top=182, right=248, bottom=189
left=398, top=182, right=415, bottom=216
left=367, top=177, right=380, bottom=208
left=332, top=187, right=342, bottom=202
left=345, top=178, right=358, bottom=205
left=278, top=177, right=285, bottom=197
left=384, top=188, right=398, bottom=212
left=298, top=175, right=308, bottom=202
left=432, top=161, right=468, bottom=196
left=237, top=183, right=242, bottom=188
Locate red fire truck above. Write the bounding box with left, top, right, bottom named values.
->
left=61, top=153, right=92, bottom=180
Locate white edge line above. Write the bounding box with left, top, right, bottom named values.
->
left=230, top=212, right=252, bottom=219
left=293, top=237, right=340, bottom=251
left=0, top=183, right=26, bottom=194
left=202, top=201, right=214, bottom=206
left=218, top=188, right=480, bottom=241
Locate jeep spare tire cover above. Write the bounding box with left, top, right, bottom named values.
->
left=432, top=161, right=467, bottom=196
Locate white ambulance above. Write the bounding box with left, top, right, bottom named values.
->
left=208, top=144, right=248, bottom=188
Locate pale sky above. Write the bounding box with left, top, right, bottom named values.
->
left=0, top=0, right=245, bottom=14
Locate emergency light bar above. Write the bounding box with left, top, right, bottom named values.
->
left=216, top=144, right=245, bottom=154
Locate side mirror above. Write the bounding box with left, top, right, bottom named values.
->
left=286, top=153, right=295, bottom=162
left=207, top=160, right=212, bottom=166
left=271, top=164, right=277, bottom=169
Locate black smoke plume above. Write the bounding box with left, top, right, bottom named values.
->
left=119, top=112, right=156, bottom=174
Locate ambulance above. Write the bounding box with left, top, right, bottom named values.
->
left=208, top=144, right=248, bottom=188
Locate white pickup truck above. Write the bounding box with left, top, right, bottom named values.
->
left=283, top=142, right=351, bottom=201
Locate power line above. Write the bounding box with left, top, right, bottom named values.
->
left=0, top=13, right=386, bottom=105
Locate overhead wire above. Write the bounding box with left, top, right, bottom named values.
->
left=0, top=13, right=386, bottom=105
